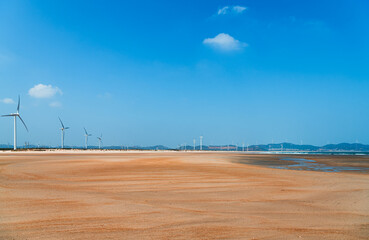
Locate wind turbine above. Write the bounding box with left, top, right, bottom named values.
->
left=58, top=117, right=69, bottom=149
left=200, top=136, right=203, bottom=151
left=84, top=128, right=92, bottom=149
left=97, top=134, right=103, bottom=149
left=1, top=95, right=28, bottom=150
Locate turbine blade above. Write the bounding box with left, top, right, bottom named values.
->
left=17, top=95, right=20, bottom=112
left=18, top=115, right=28, bottom=132
left=65, top=127, right=70, bottom=129
left=84, top=127, right=88, bottom=135
left=1, top=114, right=15, bottom=117
left=58, top=117, right=65, bottom=128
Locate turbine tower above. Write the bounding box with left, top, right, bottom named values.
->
left=1, top=95, right=28, bottom=150
left=193, top=138, right=196, bottom=151
left=58, top=117, right=69, bottom=149
left=97, top=134, right=103, bottom=149
left=200, top=136, right=203, bottom=151
left=84, top=128, right=92, bottom=149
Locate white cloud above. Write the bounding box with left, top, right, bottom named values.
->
left=232, top=6, right=247, bottom=13
left=217, top=5, right=247, bottom=15
left=203, top=33, right=247, bottom=52
left=218, top=6, right=230, bottom=15
left=28, top=84, right=62, bottom=98
left=49, top=101, right=62, bottom=107
left=1, top=98, right=15, bottom=104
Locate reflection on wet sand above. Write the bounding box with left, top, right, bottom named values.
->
left=273, top=158, right=369, bottom=172
left=235, top=154, right=369, bottom=173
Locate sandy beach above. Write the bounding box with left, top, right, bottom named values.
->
left=0, top=151, right=368, bottom=239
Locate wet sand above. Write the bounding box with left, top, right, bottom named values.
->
left=233, top=154, right=369, bottom=173
left=0, top=151, right=368, bottom=239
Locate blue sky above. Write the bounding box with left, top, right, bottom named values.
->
left=0, top=0, right=368, bottom=147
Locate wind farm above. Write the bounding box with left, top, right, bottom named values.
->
left=1, top=1, right=369, bottom=240
left=1, top=97, right=367, bottom=240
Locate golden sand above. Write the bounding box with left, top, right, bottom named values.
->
left=0, top=151, right=368, bottom=239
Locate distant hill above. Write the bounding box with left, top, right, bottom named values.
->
left=1, top=143, right=369, bottom=152
left=320, top=143, right=369, bottom=151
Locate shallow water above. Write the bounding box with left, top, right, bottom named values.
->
left=272, top=158, right=368, bottom=172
